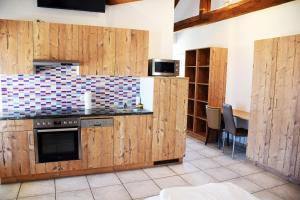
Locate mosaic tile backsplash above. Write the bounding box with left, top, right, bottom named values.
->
left=0, top=73, right=140, bottom=114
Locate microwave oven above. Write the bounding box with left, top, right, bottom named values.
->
left=148, top=59, right=180, bottom=76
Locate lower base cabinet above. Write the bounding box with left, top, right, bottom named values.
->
left=81, top=126, right=114, bottom=169
left=113, top=115, right=153, bottom=166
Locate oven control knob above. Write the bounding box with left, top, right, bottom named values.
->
left=69, top=121, right=73, bottom=124
left=47, top=122, right=51, bottom=125
left=74, top=121, right=77, bottom=124
left=37, top=122, right=40, bottom=126
left=63, top=121, right=67, bottom=124
left=42, top=122, right=46, bottom=125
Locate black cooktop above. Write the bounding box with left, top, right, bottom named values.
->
left=0, top=108, right=153, bottom=120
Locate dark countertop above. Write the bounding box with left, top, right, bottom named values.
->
left=0, top=108, right=153, bottom=120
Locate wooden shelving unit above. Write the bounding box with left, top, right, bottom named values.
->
left=185, top=47, right=228, bottom=142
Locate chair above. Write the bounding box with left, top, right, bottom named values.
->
left=205, top=106, right=222, bottom=146
left=222, top=104, right=248, bottom=158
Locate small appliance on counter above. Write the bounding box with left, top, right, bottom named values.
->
left=148, top=59, right=180, bottom=77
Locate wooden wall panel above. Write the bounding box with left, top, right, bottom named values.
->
left=247, top=34, right=300, bottom=181
left=114, top=115, right=153, bottom=166
left=152, top=78, right=189, bottom=162
left=0, top=20, right=33, bottom=74
left=208, top=47, right=228, bottom=107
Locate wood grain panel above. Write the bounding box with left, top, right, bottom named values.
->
left=0, top=20, right=33, bottom=74
left=114, top=115, right=153, bottom=166
left=247, top=34, right=300, bottom=182
left=103, top=27, right=116, bottom=75
left=0, top=131, right=30, bottom=177
left=208, top=48, right=228, bottom=107
left=81, top=126, right=114, bottom=169
left=152, top=78, right=188, bottom=162
left=115, top=29, right=131, bottom=75
left=1, top=19, right=149, bottom=76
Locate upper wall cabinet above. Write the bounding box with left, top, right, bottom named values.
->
left=33, top=21, right=149, bottom=76
left=0, top=20, right=33, bottom=74
left=0, top=19, right=149, bottom=76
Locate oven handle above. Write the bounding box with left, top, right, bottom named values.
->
left=36, top=128, right=79, bottom=133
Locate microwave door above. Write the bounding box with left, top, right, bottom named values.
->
left=153, top=62, right=176, bottom=76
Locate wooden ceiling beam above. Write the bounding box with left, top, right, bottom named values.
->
left=174, top=0, right=294, bottom=32
left=175, top=0, right=180, bottom=8
left=199, top=0, right=211, bottom=14
left=106, top=0, right=141, bottom=5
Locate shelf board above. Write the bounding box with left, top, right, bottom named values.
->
left=196, top=99, right=208, bottom=104
left=197, top=83, right=209, bottom=86
left=186, top=66, right=197, bottom=68
left=198, top=65, right=209, bottom=68
left=187, top=113, right=194, bottom=117
left=195, top=116, right=207, bottom=121
left=187, top=131, right=206, bottom=142
left=189, top=82, right=196, bottom=84
left=188, top=98, right=195, bottom=101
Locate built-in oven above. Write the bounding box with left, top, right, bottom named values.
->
left=148, top=59, right=180, bottom=76
left=33, top=118, right=81, bottom=163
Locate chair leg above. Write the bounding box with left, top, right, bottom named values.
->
left=205, top=128, right=209, bottom=145
left=222, top=132, right=226, bottom=153
left=232, top=135, right=236, bottom=159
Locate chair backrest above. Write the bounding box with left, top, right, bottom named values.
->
left=223, top=104, right=236, bottom=135
left=206, top=106, right=221, bottom=130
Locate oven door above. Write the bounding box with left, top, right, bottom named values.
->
left=34, top=127, right=80, bottom=163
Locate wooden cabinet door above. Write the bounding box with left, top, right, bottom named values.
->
left=0, top=131, right=31, bottom=178
left=115, top=29, right=149, bottom=76
left=152, top=78, right=188, bottom=162
left=113, top=115, right=153, bottom=166
left=247, top=34, right=300, bottom=180
left=0, top=20, right=33, bottom=74
left=33, top=21, right=80, bottom=61
left=267, top=35, right=300, bottom=178
left=247, top=38, right=278, bottom=164
left=81, top=126, right=114, bottom=169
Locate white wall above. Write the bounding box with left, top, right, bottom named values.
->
left=174, top=0, right=300, bottom=111
left=0, top=0, right=174, bottom=59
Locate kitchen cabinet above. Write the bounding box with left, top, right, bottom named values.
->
left=152, top=77, right=189, bottom=162
left=81, top=121, right=114, bottom=169
left=115, top=28, right=149, bottom=76
left=0, top=20, right=33, bottom=74
left=113, top=115, right=153, bottom=166
left=0, top=19, right=149, bottom=76
left=0, top=120, right=33, bottom=178
left=247, top=34, right=300, bottom=181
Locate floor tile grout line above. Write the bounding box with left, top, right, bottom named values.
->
left=54, top=179, right=56, bottom=200
left=16, top=182, right=22, bottom=200
left=85, top=175, right=96, bottom=200
left=114, top=172, right=134, bottom=200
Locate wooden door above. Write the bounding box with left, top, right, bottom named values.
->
left=81, top=126, right=114, bottom=169
left=113, top=115, right=153, bottom=166
left=0, top=20, right=33, bottom=74
left=152, top=78, right=188, bottom=162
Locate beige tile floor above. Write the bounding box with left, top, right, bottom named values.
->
left=1, top=137, right=300, bottom=200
